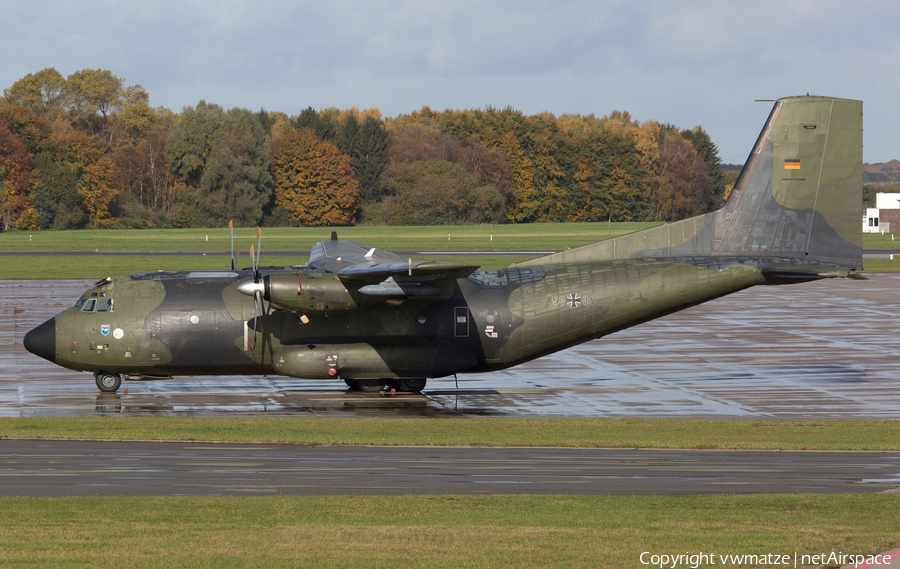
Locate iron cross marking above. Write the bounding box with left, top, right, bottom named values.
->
left=566, top=293, right=582, bottom=308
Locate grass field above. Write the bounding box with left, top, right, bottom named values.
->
left=0, top=223, right=897, bottom=278
left=0, top=222, right=658, bottom=253
left=0, top=494, right=897, bottom=568
left=863, top=232, right=900, bottom=249
left=2, top=223, right=893, bottom=252
left=2, top=417, right=899, bottom=450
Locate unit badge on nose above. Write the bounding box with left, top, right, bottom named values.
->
left=100, top=325, right=110, bottom=336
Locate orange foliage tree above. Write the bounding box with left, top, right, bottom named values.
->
left=270, top=129, right=359, bottom=226
left=0, top=126, right=35, bottom=229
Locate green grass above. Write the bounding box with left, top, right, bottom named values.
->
left=863, top=257, right=900, bottom=272
left=0, top=222, right=658, bottom=253
left=863, top=232, right=900, bottom=249
left=2, top=222, right=896, bottom=278
left=3, top=417, right=899, bottom=450
left=0, top=494, right=897, bottom=568
left=5, top=225, right=893, bottom=253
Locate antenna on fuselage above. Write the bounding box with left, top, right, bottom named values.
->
left=229, top=220, right=235, bottom=271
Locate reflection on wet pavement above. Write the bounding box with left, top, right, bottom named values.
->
left=3, top=277, right=899, bottom=418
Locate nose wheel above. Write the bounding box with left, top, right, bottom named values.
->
left=94, top=372, right=122, bottom=393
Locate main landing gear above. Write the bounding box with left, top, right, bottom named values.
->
left=94, top=371, right=122, bottom=393
left=344, top=378, right=427, bottom=393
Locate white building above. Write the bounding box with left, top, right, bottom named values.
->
left=864, top=192, right=900, bottom=233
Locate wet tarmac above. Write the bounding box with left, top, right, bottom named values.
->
left=2, top=439, right=899, bottom=496
left=3, top=277, right=900, bottom=419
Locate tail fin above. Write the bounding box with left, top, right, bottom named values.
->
left=514, top=96, right=863, bottom=274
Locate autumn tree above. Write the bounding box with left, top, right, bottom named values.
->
left=2, top=68, right=67, bottom=121
left=0, top=126, right=35, bottom=229
left=112, top=130, right=179, bottom=225
left=65, top=69, right=125, bottom=137
left=682, top=126, right=727, bottom=211
left=270, top=129, right=358, bottom=226
left=388, top=122, right=513, bottom=210
left=375, top=160, right=502, bottom=225
left=51, top=131, right=118, bottom=227
left=646, top=132, right=712, bottom=222
left=0, top=105, right=51, bottom=155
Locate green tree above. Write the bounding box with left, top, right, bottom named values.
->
left=292, top=106, right=337, bottom=142
left=337, top=115, right=389, bottom=204
left=166, top=103, right=272, bottom=227
left=198, top=116, right=273, bottom=226
left=29, top=151, right=83, bottom=229
left=255, top=107, right=275, bottom=137
left=165, top=100, right=225, bottom=184
left=270, top=129, right=358, bottom=226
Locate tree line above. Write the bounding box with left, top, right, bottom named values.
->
left=0, top=67, right=732, bottom=230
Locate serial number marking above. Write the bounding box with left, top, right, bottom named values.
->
left=551, top=294, right=595, bottom=308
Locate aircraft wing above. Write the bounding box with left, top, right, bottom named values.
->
left=305, top=238, right=479, bottom=293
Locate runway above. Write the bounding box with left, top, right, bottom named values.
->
left=2, top=276, right=900, bottom=418
left=2, top=439, right=899, bottom=496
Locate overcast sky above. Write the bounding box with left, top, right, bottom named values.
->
left=2, top=0, right=897, bottom=163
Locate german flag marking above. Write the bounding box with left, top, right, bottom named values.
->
left=784, top=159, right=801, bottom=170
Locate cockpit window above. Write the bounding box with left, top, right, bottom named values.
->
left=81, top=299, right=96, bottom=312
left=74, top=298, right=87, bottom=309
left=97, top=298, right=114, bottom=312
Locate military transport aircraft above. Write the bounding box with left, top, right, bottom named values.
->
left=24, top=96, right=864, bottom=393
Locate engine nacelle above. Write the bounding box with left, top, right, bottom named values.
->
left=272, top=340, right=477, bottom=380
left=263, top=273, right=373, bottom=313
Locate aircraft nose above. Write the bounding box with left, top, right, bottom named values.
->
left=24, top=317, right=56, bottom=363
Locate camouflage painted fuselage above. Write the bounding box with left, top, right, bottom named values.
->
left=49, top=259, right=766, bottom=380
left=25, top=95, right=865, bottom=387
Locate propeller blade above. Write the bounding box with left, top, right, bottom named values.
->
left=249, top=244, right=257, bottom=280
left=250, top=289, right=264, bottom=348
left=235, top=242, right=240, bottom=269
left=229, top=220, right=234, bottom=271
left=255, top=226, right=261, bottom=281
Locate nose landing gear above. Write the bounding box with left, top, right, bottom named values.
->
left=94, top=372, right=122, bottom=393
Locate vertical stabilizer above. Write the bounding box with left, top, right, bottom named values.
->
left=513, top=96, right=863, bottom=271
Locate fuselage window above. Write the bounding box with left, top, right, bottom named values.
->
left=74, top=298, right=87, bottom=309
left=98, top=298, right=114, bottom=312
left=81, top=299, right=96, bottom=312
